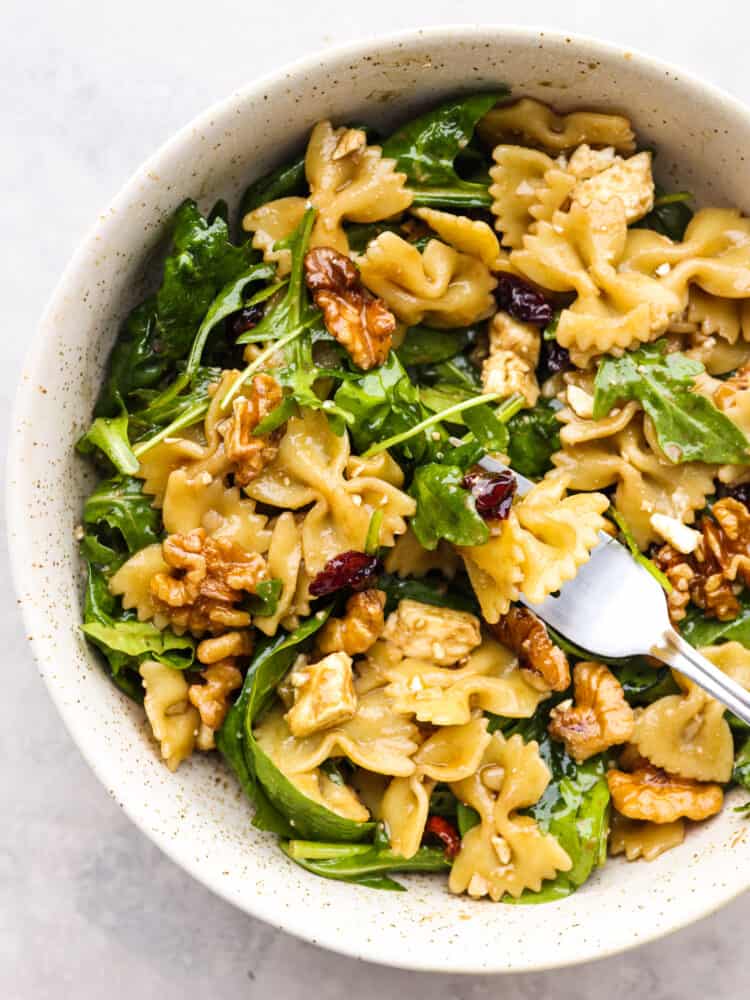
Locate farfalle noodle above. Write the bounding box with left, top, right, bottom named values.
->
left=632, top=641, right=750, bottom=782
left=459, top=475, right=608, bottom=621
left=449, top=732, right=572, bottom=900
left=478, top=98, right=636, bottom=154
left=358, top=231, right=497, bottom=328
left=244, top=409, right=415, bottom=575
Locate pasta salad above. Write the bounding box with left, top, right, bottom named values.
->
left=78, top=93, right=750, bottom=901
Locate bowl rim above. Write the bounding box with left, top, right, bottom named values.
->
left=8, top=22, right=750, bottom=974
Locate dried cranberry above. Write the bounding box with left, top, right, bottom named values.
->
left=539, top=338, right=571, bottom=378
left=228, top=303, right=264, bottom=338
left=718, top=482, right=750, bottom=509
left=424, top=816, right=461, bottom=860
left=496, top=274, right=553, bottom=326
left=461, top=468, right=517, bottom=520
left=309, top=550, right=383, bottom=597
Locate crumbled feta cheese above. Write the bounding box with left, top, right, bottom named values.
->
left=650, top=513, right=701, bottom=554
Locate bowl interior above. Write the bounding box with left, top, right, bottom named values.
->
left=9, top=26, right=750, bottom=973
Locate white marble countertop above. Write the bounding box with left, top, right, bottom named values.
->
left=3, top=1, right=750, bottom=995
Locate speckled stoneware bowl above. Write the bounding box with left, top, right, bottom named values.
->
left=9, top=25, right=750, bottom=973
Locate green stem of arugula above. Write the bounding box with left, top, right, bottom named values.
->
left=133, top=399, right=210, bottom=458
left=609, top=506, right=673, bottom=593
left=362, top=392, right=507, bottom=458
left=652, top=191, right=693, bottom=207
left=284, top=841, right=373, bottom=861
left=221, top=321, right=314, bottom=409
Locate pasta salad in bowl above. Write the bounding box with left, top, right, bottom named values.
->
left=13, top=27, right=750, bottom=971
left=77, top=92, right=750, bottom=903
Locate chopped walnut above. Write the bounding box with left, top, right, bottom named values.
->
left=481, top=311, right=541, bottom=406
left=218, top=373, right=284, bottom=487
left=381, top=599, right=482, bottom=666
left=654, top=497, right=750, bottom=625
left=197, top=629, right=254, bottom=664
left=607, top=763, right=723, bottom=823
left=548, top=662, right=634, bottom=761
left=188, top=660, right=243, bottom=730
left=304, top=246, right=395, bottom=369
left=284, top=651, right=357, bottom=738
left=150, top=528, right=268, bottom=635
left=317, top=589, right=386, bottom=656
left=489, top=605, right=570, bottom=692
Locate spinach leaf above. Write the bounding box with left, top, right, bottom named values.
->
left=81, top=620, right=195, bottom=670
left=346, top=221, right=403, bottom=254
left=399, top=326, right=473, bottom=366
left=97, top=200, right=258, bottom=414
left=382, top=92, right=507, bottom=207
left=609, top=506, right=673, bottom=590
left=462, top=402, right=510, bottom=452
left=243, top=578, right=283, bottom=617
left=281, top=839, right=450, bottom=890
left=83, top=476, right=161, bottom=554
left=681, top=593, right=750, bottom=648
left=377, top=572, right=479, bottom=615
left=76, top=410, right=139, bottom=475
left=614, top=659, right=680, bottom=705
left=636, top=187, right=693, bottom=241
left=423, top=355, right=482, bottom=390
left=239, top=157, right=307, bottom=217
left=505, top=400, right=561, bottom=479
left=733, top=737, right=750, bottom=790
left=409, top=463, right=488, bottom=550
left=428, top=785, right=459, bottom=818
left=594, top=340, right=750, bottom=464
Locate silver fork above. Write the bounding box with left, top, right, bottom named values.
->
left=478, top=455, right=750, bottom=725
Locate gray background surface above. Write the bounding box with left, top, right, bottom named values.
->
left=2, top=1, right=748, bottom=996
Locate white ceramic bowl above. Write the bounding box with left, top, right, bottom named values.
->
left=9, top=25, right=750, bottom=974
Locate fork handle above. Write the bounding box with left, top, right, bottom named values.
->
left=659, top=629, right=750, bottom=726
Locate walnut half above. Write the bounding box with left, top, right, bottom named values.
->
left=490, top=605, right=570, bottom=692
left=607, top=763, right=723, bottom=823
left=304, top=246, right=395, bottom=370
left=548, top=662, right=634, bottom=762
left=188, top=660, right=243, bottom=731
left=317, top=589, right=386, bottom=656
left=219, top=373, right=284, bottom=487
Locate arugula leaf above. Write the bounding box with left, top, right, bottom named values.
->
left=346, top=221, right=403, bottom=254
left=83, top=476, right=161, bottom=554
left=97, top=200, right=257, bottom=414
left=681, top=593, right=750, bottom=648
left=419, top=383, right=474, bottom=420
left=409, top=464, right=488, bottom=550
left=129, top=366, right=221, bottom=438
left=423, top=354, right=482, bottom=391
left=281, top=839, right=450, bottom=890
left=239, top=157, right=307, bottom=217
left=76, top=410, right=139, bottom=475
left=505, top=400, right=561, bottom=479
left=462, top=402, right=510, bottom=452
left=377, top=572, right=479, bottom=615
left=382, top=92, right=508, bottom=207
left=594, top=340, right=750, bottom=464
left=334, top=352, right=431, bottom=461
left=276, top=327, right=354, bottom=427
left=399, top=326, right=473, bottom=366
left=82, top=620, right=195, bottom=670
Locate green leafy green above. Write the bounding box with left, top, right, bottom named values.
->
left=239, top=157, right=307, bottom=217
left=505, top=400, right=561, bottom=479
left=462, top=401, right=511, bottom=452
left=334, top=352, right=431, bottom=461
left=382, top=92, right=507, bottom=207
left=733, top=737, right=750, bottom=791
left=97, top=200, right=258, bottom=414
left=399, top=326, right=473, bottom=366
left=681, top=593, right=750, bottom=648
left=76, top=410, right=139, bottom=475
left=594, top=340, right=750, bottom=464
left=409, top=463, right=488, bottom=550
left=609, top=506, right=673, bottom=591
left=281, top=839, right=450, bottom=890
left=83, top=476, right=161, bottom=554
left=243, top=579, right=283, bottom=618
left=376, top=572, right=479, bottom=615
left=456, top=801, right=480, bottom=837
left=636, top=187, right=693, bottom=241
left=81, top=620, right=195, bottom=669
left=614, top=660, right=680, bottom=705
